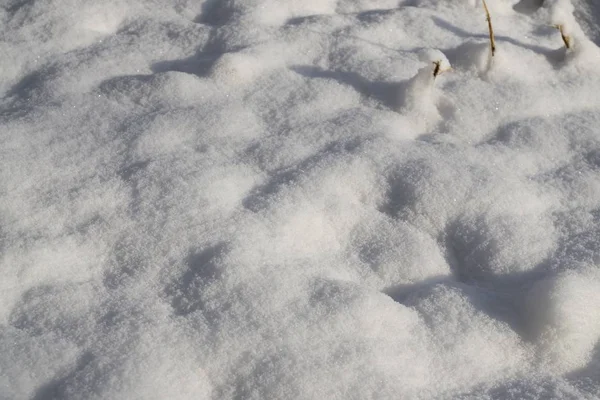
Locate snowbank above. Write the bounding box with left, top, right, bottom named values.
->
left=2, top=0, right=600, bottom=398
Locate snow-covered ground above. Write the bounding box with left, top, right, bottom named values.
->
left=2, top=0, right=600, bottom=398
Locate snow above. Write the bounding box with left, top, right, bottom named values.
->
left=1, top=0, right=600, bottom=398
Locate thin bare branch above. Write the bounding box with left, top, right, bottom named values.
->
left=554, top=24, right=571, bottom=49
left=482, top=0, right=496, bottom=57
left=433, top=61, right=442, bottom=79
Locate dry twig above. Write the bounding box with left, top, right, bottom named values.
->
left=433, top=60, right=442, bottom=78
left=554, top=24, right=571, bottom=49
left=482, top=0, right=496, bottom=56
left=432, top=60, right=451, bottom=79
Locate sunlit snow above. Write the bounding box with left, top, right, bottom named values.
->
left=2, top=0, right=600, bottom=398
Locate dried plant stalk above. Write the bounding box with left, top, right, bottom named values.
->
left=554, top=24, right=571, bottom=49
left=433, top=61, right=442, bottom=79
left=482, top=0, right=496, bottom=56
left=432, top=61, right=450, bottom=79
left=433, top=60, right=452, bottom=79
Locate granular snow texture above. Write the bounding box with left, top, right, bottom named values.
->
left=1, top=0, right=600, bottom=399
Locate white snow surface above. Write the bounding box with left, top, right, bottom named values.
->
left=2, top=0, right=600, bottom=399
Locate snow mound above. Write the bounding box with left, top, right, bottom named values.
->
left=526, top=267, right=600, bottom=373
